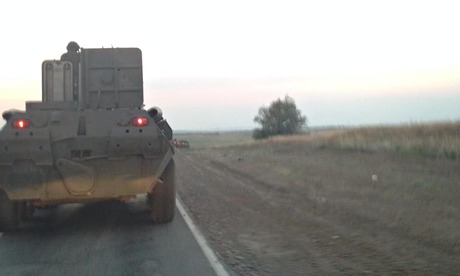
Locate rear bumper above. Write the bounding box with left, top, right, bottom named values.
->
left=0, top=150, right=173, bottom=203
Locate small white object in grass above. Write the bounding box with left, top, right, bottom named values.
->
left=316, top=196, right=327, bottom=203
left=371, top=174, right=378, bottom=182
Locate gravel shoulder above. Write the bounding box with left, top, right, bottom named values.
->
left=176, top=145, right=460, bottom=275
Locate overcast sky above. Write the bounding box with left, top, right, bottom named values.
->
left=1, top=0, right=459, bottom=130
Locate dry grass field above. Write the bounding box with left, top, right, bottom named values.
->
left=176, top=121, right=460, bottom=274
left=287, top=121, right=460, bottom=160
left=176, top=121, right=460, bottom=160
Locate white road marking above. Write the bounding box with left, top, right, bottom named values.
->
left=176, top=196, right=230, bottom=276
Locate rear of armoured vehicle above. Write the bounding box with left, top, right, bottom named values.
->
left=0, top=42, right=175, bottom=231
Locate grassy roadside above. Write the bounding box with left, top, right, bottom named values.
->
left=175, top=121, right=459, bottom=160
left=305, top=122, right=460, bottom=160
left=174, top=131, right=253, bottom=149
left=176, top=121, right=460, bottom=255
left=175, top=121, right=460, bottom=160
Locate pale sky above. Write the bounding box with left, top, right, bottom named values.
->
left=1, top=0, right=459, bottom=130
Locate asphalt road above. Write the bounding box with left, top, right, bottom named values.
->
left=0, top=195, right=217, bottom=276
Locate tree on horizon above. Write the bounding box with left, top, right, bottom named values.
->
left=253, top=95, right=307, bottom=139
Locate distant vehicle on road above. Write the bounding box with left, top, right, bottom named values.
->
left=173, top=139, right=190, bottom=148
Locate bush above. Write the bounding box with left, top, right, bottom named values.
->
left=253, top=95, right=307, bottom=139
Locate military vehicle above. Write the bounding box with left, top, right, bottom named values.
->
left=0, top=42, right=175, bottom=231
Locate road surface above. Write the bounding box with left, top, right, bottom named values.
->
left=0, top=195, right=219, bottom=276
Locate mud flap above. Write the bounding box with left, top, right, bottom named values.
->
left=148, top=147, right=174, bottom=193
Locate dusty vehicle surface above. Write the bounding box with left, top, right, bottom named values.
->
left=0, top=42, right=175, bottom=231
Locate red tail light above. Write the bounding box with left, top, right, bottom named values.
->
left=132, top=116, right=148, bottom=126
left=12, top=119, right=30, bottom=129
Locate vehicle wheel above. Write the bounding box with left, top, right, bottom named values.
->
left=0, top=190, right=21, bottom=231
left=147, top=160, right=176, bottom=223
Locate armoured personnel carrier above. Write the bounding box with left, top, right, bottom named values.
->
left=0, top=42, right=175, bottom=231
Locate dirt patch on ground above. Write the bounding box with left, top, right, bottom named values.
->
left=176, top=144, right=460, bottom=275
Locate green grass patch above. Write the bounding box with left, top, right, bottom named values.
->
left=173, top=131, right=253, bottom=149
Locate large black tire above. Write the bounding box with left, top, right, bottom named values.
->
left=0, top=190, right=21, bottom=232
left=148, top=160, right=176, bottom=223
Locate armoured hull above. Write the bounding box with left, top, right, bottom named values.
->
left=0, top=106, right=174, bottom=205
left=0, top=43, right=176, bottom=231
